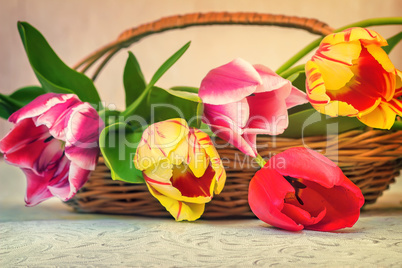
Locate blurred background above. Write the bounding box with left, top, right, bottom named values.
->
left=0, top=0, right=401, bottom=213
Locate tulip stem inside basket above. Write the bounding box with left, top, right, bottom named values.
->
left=254, top=154, right=267, bottom=168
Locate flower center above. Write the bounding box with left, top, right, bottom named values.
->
left=44, top=136, right=54, bottom=143
left=170, top=164, right=215, bottom=198
left=283, top=176, right=306, bottom=206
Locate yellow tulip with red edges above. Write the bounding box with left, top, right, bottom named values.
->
left=306, top=27, right=402, bottom=129
left=134, top=118, right=226, bottom=221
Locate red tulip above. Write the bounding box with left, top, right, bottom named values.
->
left=248, top=147, right=364, bottom=231
left=0, top=93, right=104, bottom=206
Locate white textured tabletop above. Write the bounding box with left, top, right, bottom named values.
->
left=1, top=160, right=402, bottom=267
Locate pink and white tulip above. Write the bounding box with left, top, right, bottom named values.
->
left=0, top=93, right=104, bottom=206
left=199, top=58, right=307, bottom=157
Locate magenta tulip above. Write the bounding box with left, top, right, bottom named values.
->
left=0, top=93, right=104, bottom=206
left=248, top=147, right=364, bottom=231
left=199, top=58, right=307, bottom=157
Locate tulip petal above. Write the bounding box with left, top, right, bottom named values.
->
left=192, top=128, right=227, bottom=194
left=246, top=91, right=289, bottom=135
left=396, top=69, right=402, bottom=92
left=319, top=100, right=361, bottom=117
left=25, top=155, right=70, bottom=206
left=203, top=99, right=249, bottom=131
left=286, top=86, right=308, bottom=109
left=253, top=64, right=290, bottom=94
left=1, top=120, right=65, bottom=175
left=48, top=161, right=91, bottom=201
left=358, top=102, right=396, bottom=129
left=0, top=118, right=48, bottom=155
left=199, top=58, right=262, bottom=105
left=168, top=137, right=188, bottom=166
left=313, top=42, right=360, bottom=90
left=208, top=124, right=257, bottom=157
left=387, top=98, right=402, bottom=116
left=353, top=46, right=396, bottom=103
left=36, top=97, right=80, bottom=140
left=135, top=118, right=189, bottom=170
left=9, top=93, right=79, bottom=124
left=305, top=61, right=332, bottom=106
left=187, top=130, right=208, bottom=178
left=282, top=203, right=326, bottom=226
left=322, top=28, right=387, bottom=47
left=271, top=147, right=343, bottom=188
left=170, top=164, right=215, bottom=199
left=300, top=179, right=363, bottom=231
left=248, top=167, right=303, bottom=231
left=146, top=183, right=205, bottom=221
left=64, top=103, right=103, bottom=171
left=143, top=159, right=173, bottom=183
left=23, top=168, right=54, bottom=206
left=143, top=164, right=212, bottom=204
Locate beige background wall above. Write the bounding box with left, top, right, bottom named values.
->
left=1, top=0, right=401, bottom=137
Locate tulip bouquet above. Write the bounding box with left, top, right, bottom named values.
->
left=1, top=13, right=402, bottom=232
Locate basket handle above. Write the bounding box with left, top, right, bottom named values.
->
left=74, top=12, right=334, bottom=79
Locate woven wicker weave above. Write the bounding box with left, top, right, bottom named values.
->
left=65, top=12, right=402, bottom=218
left=66, top=130, right=402, bottom=218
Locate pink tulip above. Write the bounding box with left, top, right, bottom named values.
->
left=199, top=58, right=307, bottom=157
left=248, top=147, right=364, bottom=231
left=0, top=93, right=104, bottom=206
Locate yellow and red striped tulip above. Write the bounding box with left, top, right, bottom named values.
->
left=306, top=27, right=402, bottom=129
left=134, top=118, right=226, bottom=221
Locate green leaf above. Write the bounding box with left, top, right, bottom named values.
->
left=287, top=70, right=306, bottom=93
left=163, top=87, right=201, bottom=103
left=0, top=100, right=16, bottom=120
left=196, top=102, right=204, bottom=129
left=391, top=120, right=402, bottom=130
left=9, top=86, right=46, bottom=106
left=17, top=22, right=102, bottom=109
left=123, top=52, right=147, bottom=108
left=99, top=122, right=145, bottom=183
left=98, top=109, right=121, bottom=127
left=280, top=108, right=365, bottom=138
left=170, top=86, right=199, bottom=93
left=148, top=41, right=191, bottom=87
left=0, top=86, right=46, bottom=120
left=121, top=41, right=191, bottom=118
left=0, top=93, right=24, bottom=110
left=147, top=86, right=199, bottom=127
left=383, top=31, right=402, bottom=54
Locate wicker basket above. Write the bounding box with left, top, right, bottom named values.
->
left=65, top=12, right=402, bottom=218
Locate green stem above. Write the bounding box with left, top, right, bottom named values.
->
left=276, top=17, right=402, bottom=74
left=120, top=84, right=152, bottom=119
left=335, top=17, right=402, bottom=32
left=0, top=94, right=23, bottom=109
left=254, top=154, right=267, bottom=168
left=279, top=64, right=305, bottom=78
left=276, top=38, right=322, bottom=74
